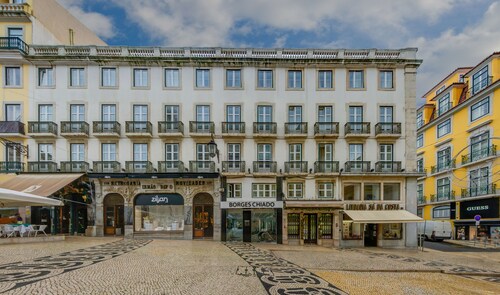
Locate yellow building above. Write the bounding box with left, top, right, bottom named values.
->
left=417, top=52, right=500, bottom=240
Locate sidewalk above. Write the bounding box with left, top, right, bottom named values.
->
left=445, top=238, right=500, bottom=249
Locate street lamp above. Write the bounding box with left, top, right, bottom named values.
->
left=208, top=134, right=219, bottom=163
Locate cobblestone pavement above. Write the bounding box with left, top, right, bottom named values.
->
left=0, top=238, right=499, bottom=294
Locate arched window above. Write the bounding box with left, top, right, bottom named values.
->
left=432, top=206, right=450, bottom=219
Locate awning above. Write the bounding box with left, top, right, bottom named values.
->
left=285, top=200, right=343, bottom=208
left=343, top=210, right=423, bottom=223
left=0, top=174, right=83, bottom=197
left=0, top=188, right=64, bottom=207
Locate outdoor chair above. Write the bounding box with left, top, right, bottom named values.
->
left=4, top=225, right=17, bottom=238
left=31, top=224, right=48, bottom=237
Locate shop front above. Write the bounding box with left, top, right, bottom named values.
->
left=221, top=200, right=283, bottom=243
left=455, top=197, right=499, bottom=240
left=134, top=193, right=185, bottom=238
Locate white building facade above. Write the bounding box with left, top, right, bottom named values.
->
left=11, top=46, right=421, bottom=247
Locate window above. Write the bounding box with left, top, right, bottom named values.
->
left=417, top=158, right=424, bottom=173
left=257, top=105, right=272, bottom=122
left=165, top=143, right=179, bottom=162
left=318, top=70, right=333, bottom=89
left=417, top=208, right=423, bottom=217
left=289, top=144, right=302, bottom=162
left=364, top=183, right=380, bottom=200
left=436, top=85, right=445, bottom=95
left=5, top=104, right=21, bottom=121
left=349, top=106, right=363, bottom=122
left=196, top=69, right=210, bottom=88
left=196, top=105, right=210, bottom=122
left=438, top=93, right=451, bottom=116
left=102, top=143, right=116, bottom=161
left=469, top=167, right=489, bottom=196
left=227, top=143, right=241, bottom=171
left=343, top=219, right=362, bottom=240
left=6, top=142, right=22, bottom=164
left=164, top=68, right=180, bottom=88
left=70, top=104, right=85, bottom=121
left=257, top=70, right=273, bottom=88
left=437, top=119, right=451, bottom=138
left=348, top=70, right=364, bottom=89
left=227, top=183, right=242, bottom=198
left=133, top=144, right=148, bottom=172
left=165, top=105, right=179, bottom=122
left=382, top=224, right=402, bottom=239
left=38, top=144, right=53, bottom=161
left=226, top=105, right=241, bottom=122
left=437, top=147, right=451, bottom=171
left=349, top=144, right=363, bottom=161
left=470, top=131, right=490, bottom=162
left=195, top=144, right=212, bottom=172
left=417, top=133, right=423, bottom=148
left=257, top=143, right=272, bottom=162
left=433, top=206, right=450, bottom=219
left=133, top=68, right=148, bottom=87
left=318, top=182, right=334, bottom=199
left=416, top=112, right=423, bottom=128
left=287, top=70, right=302, bottom=89
left=5, top=67, right=21, bottom=87
left=69, top=68, right=85, bottom=87
left=417, top=184, right=424, bottom=201
left=252, top=183, right=276, bottom=198
left=383, top=183, right=400, bottom=201
left=318, top=106, right=333, bottom=123
left=8, top=27, right=23, bottom=40
left=38, top=104, right=53, bottom=122
left=101, top=67, right=117, bottom=87
left=344, top=183, right=361, bottom=201
left=472, top=66, right=488, bottom=94
left=379, top=144, right=393, bottom=171
left=379, top=70, right=393, bottom=89
left=101, top=104, right=116, bottom=122
left=379, top=106, right=393, bottom=123
left=436, top=177, right=450, bottom=201
left=38, top=68, right=54, bottom=87
left=226, top=69, right=242, bottom=88
left=287, top=183, right=303, bottom=198
left=70, top=143, right=85, bottom=161
left=470, top=97, right=490, bottom=121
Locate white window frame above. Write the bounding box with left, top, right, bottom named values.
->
left=225, top=69, right=242, bottom=88
left=437, top=119, right=451, bottom=138
left=164, top=68, right=181, bottom=89
left=379, top=70, right=394, bottom=89
left=287, top=70, right=303, bottom=89
left=195, top=69, right=211, bottom=88
left=470, top=97, right=490, bottom=121
left=38, top=67, right=54, bottom=87
left=101, top=67, right=117, bottom=88
left=133, top=68, right=149, bottom=88
left=227, top=183, right=242, bottom=198
left=4, top=66, right=21, bottom=87
left=348, top=70, right=364, bottom=89
left=257, top=69, right=273, bottom=89
left=252, top=183, right=276, bottom=198
left=287, top=183, right=303, bottom=198
left=38, top=143, right=53, bottom=162
left=318, top=70, right=333, bottom=89
left=70, top=143, right=85, bottom=161
left=69, top=67, right=86, bottom=87
left=318, top=182, right=334, bottom=199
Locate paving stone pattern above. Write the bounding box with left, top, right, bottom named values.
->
left=0, top=239, right=151, bottom=293
left=225, top=242, right=347, bottom=295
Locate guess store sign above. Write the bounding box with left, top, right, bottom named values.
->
left=460, top=198, right=499, bottom=219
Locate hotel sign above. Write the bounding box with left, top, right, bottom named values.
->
left=221, top=201, right=283, bottom=209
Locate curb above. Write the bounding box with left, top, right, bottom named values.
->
left=311, top=268, right=500, bottom=277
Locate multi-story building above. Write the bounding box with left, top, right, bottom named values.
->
left=0, top=44, right=423, bottom=248
left=417, top=52, right=500, bottom=241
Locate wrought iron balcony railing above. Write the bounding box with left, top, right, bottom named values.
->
left=0, top=37, right=29, bottom=54
left=461, top=145, right=496, bottom=165
left=0, top=121, right=25, bottom=134
left=222, top=161, right=245, bottom=173
left=125, top=161, right=154, bottom=173
left=375, top=123, right=401, bottom=136
left=435, top=190, right=455, bottom=202
left=375, top=161, right=402, bottom=172
left=28, top=161, right=57, bottom=172
left=158, top=121, right=184, bottom=134
left=93, top=161, right=121, bottom=173
left=344, top=122, right=370, bottom=135
left=344, top=161, right=371, bottom=172
left=430, top=159, right=456, bottom=174
left=314, top=122, right=340, bottom=135
left=125, top=121, right=153, bottom=134
left=284, top=161, right=308, bottom=173
left=60, top=161, right=90, bottom=173
left=60, top=121, right=89, bottom=135
left=189, top=121, right=214, bottom=134
left=461, top=184, right=497, bottom=198
left=314, top=161, right=340, bottom=173
left=189, top=161, right=215, bottom=173
left=284, top=123, right=308, bottom=135
left=93, top=121, right=121, bottom=135
left=253, top=161, right=277, bottom=173
left=253, top=122, right=277, bottom=135
left=222, top=122, right=245, bottom=134
left=0, top=161, right=24, bottom=173
left=417, top=196, right=426, bottom=205
left=28, top=122, right=58, bottom=135
left=158, top=161, right=185, bottom=173
left=470, top=76, right=493, bottom=96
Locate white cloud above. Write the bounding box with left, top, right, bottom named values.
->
left=56, top=0, right=115, bottom=39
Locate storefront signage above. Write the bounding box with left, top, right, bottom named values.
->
left=460, top=198, right=499, bottom=219
left=175, top=180, right=209, bottom=186
left=135, top=194, right=184, bottom=206
left=344, top=203, right=401, bottom=210
left=221, top=201, right=283, bottom=209
left=103, top=180, right=175, bottom=192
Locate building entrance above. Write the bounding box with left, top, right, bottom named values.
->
left=103, top=194, right=124, bottom=235
left=303, top=213, right=317, bottom=244
left=364, top=223, right=377, bottom=247
left=193, top=193, right=214, bottom=239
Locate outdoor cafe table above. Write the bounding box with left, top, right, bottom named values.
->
left=7, top=224, right=33, bottom=237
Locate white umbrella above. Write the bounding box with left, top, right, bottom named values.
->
left=0, top=188, right=63, bottom=207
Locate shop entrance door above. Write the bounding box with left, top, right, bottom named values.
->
left=303, top=214, right=317, bottom=244
left=103, top=194, right=125, bottom=236
left=364, top=223, right=377, bottom=247
left=243, top=210, right=252, bottom=242
left=193, top=193, right=214, bottom=239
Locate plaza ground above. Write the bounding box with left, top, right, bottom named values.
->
left=0, top=237, right=498, bottom=295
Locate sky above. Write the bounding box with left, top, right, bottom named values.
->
left=57, top=0, right=500, bottom=102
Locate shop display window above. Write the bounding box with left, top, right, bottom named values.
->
left=287, top=213, right=300, bottom=239
left=251, top=210, right=276, bottom=242
left=319, top=213, right=333, bottom=239
left=342, top=221, right=362, bottom=240
left=383, top=183, right=401, bottom=200
left=382, top=223, right=402, bottom=240
left=226, top=210, right=243, bottom=241
left=134, top=205, right=184, bottom=231
left=344, top=183, right=361, bottom=201
left=364, top=183, right=380, bottom=200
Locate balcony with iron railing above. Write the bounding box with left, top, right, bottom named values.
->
left=374, top=161, right=402, bottom=173
left=60, top=121, right=89, bottom=137
left=252, top=161, right=277, bottom=174
left=344, top=122, right=370, bottom=138
left=284, top=123, right=308, bottom=138
left=461, top=184, right=497, bottom=198
left=469, top=76, right=494, bottom=96
left=189, top=121, right=214, bottom=136
left=314, top=122, right=339, bottom=138
left=60, top=161, right=90, bottom=173
left=222, top=161, right=246, bottom=174
left=461, top=145, right=497, bottom=165
left=27, top=122, right=57, bottom=138
left=417, top=196, right=426, bottom=205
left=374, top=123, right=401, bottom=138
left=28, top=161, right=57, bottom=173
left=253, top=122, right=277, bottom=137
left=430, top=159, right=456, bottom=174
left=0, top=161, right=24, bottom=173
left=158, top=161, right=185, bottom=173
left=432, top=190, right=455, bottom=202
left=93, top=161, right=121, bottom=173
left=189, top=161, right=215, bottom=173
left=314, top=161, right=340, bottom=174
left=93, top=121, right=121, bottom=137
left=125, top=161, right=154, bottom=173
left=0, top=37, right=29, bottom=54
left=221, top=122, right=245, bottom=137
left=0, top=121, right=25, bottom=136
left=125, top=121, right=153, bottom=137
left=344, top=161, right=371, bottom=173
left=284, top=161, right=308, bottom=174
left=158, top=121, right=184, bottom=137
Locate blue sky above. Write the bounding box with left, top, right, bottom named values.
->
left=58, top=0, right=500, bottom=101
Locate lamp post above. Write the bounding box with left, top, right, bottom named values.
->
left=207, top=134, right=219, bottom=163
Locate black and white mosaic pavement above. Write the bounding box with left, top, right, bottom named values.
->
left=225, top=243, right=347, bottom=295
left=0, top=239, right=151, bottom=293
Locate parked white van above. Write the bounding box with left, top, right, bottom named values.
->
left=418, top=220, right=452, bottom=241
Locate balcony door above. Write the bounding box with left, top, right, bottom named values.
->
left=133, top=143, right=148, bottom=172
left=349, top=106, right=363, bottom=132
left=379, top=106, right=393, bottom=132
left=70, top=104, right=85, bottom=132
left=102, top=143, right=116, bottom=172
left=165, top=143, right=179, bottom=171
left=318, top=106, right=333, bottom=132
left=257, top=143, right=272, bottom=171
left=102, top=104, right=116, bottom=131
left=133, top=105, right=148, bottom=132
left=196, top=144, right=211, bottom=172
left=5, top=104, right=21, bottom=121
left=226, top=105, right=241, bottom=132
left=318, top=143, right=333, bottom=172
left=470, top=132, right=489, bottom=161
left=349, top=144, right=363, bottom=171
left=257, top=105, right=272, bottom=132
left=165, top=105, right=179, bottom=131
left=379, top=144, right=393, bottom=171
left=470, top=167, right=489, bottom=196
left=288, top=106, right=302, bottom=133
left=227, top=143, right=241, bottom=172
left=196, top=105, right=210, bottom=131
left=70, top=143, right=85, bottom=171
